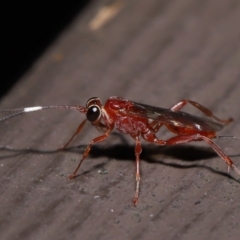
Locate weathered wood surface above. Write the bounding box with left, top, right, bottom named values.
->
left=1, top=0, right=240, bottom=239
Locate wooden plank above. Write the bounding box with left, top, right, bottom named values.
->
left=1, top=0, right=240, bottom=239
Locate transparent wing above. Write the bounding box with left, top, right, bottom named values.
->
left=125, top=101, right=224, bottom=132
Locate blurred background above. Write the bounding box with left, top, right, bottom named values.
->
left=1, top=0, right=90, bottom=97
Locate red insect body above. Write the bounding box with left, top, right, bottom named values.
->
left=104, top=97, right=149, bottom=135
left=62, top=96, right=239, bottom=205
left=1, top=96, right=239, bottom=205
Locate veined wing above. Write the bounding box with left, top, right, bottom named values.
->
left=124, top=101, right=224, bottom=132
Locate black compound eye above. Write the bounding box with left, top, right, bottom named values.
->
left=86, top=105, right=101, bottom=122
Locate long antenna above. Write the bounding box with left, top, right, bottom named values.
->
left=217, top=135, right=240, bottom=140
left=0, top=105, right=86, bottom=122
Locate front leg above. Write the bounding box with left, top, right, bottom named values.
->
left=131, top=135, right=142, bottom=206
left=68, top=127, right=112, bottom=179
left=60, top=119, right=87, bottom=150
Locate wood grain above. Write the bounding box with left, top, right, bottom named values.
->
left=1, top=0, right=240, bottom=239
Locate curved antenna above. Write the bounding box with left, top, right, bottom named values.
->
left=0, top=105, right=86, bottom=122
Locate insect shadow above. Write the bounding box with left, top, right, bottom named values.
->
left=0, top=141, right=239, bottom=181
left=88, top=144, right=239, bottom=181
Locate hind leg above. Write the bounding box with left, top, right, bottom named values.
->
left=169, top=100, right=232, bottom=124
left=149, top=100, right=232, bottom=134
left=142, top=131, right=240, bottom=175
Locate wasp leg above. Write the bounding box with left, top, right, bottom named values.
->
left=170, top=100, right=232, bottom=124
left=165, top=134, right=240, bottom=174
left=60, top=119, right=87, bottom=150
left=68, top=127, right=112, bottom=179
left=143, top=131, right=240, bottom=176
left=150, top=99, right=232, bottom=134
left=131, top=136, right=142, bottom=206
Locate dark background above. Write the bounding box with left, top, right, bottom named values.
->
left=1, top=1, right=90, bottom=97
